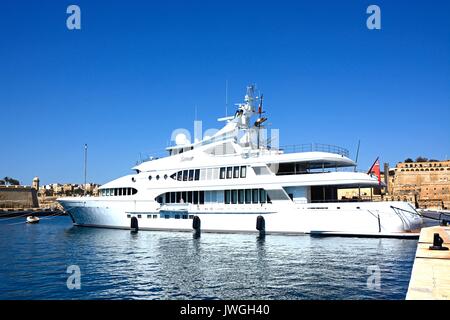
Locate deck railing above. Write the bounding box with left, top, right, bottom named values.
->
left=277, top=143, right=350, bottom=158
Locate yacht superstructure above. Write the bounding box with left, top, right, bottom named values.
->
left=58, top=85, right=423, bottom=237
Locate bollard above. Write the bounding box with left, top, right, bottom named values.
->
left=429, top=233, right=449, bottom=251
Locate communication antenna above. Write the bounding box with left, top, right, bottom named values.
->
left=354, top=140, right=361, bottom=172
left=225, top=80, right=228, bottom=117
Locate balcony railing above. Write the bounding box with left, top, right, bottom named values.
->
left=277, top=143, right=350, bottom=158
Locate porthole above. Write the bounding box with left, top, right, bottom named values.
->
left=156, top=175, right=160, bottom=180
left=132, top=177, right=136, bottom=182
left=149, top=176, right=152, bottom=180
left=164, top=174, right=168, bottom=179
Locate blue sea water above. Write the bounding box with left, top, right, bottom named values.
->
left=0, top=216, right=417, bottom=300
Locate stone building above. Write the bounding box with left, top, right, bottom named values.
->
left=390, top=160, right=450, bottom=210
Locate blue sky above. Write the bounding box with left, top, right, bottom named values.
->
left=1, top=0, right=449, bottom=186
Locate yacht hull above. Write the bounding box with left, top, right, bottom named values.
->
left=59, top=198, right=423, bottom=237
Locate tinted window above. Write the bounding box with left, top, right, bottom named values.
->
left=183, top=170, right=188, bottom=181
left=224, top=190, right=231, bottom=204
left=252, top=189, right=259, bottom=203
left=194, top=169, right=200, bottom=181
left=199, top=191, right=205, bottom=204
left=245, top=189, right=252, bottom=204
left=220, top=167, right=226, bottom=179
left=233, top=166, right=240, bottom=178
left=227, top=167, right=233, bottom=179
left=238, top=189, right=244, bottom=204
left=189, top=170, right=194, bottom=181
left=231, top=190, right=237, bottom=204
left=240, top=166, right=247, bottom=178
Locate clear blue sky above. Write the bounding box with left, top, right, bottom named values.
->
left=1, top=0, right=449, bottom=186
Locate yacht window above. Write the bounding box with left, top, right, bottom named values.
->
left=165, top=215, right=170, bottom=219
left=149, top=175, right=152, bottom=180
left=224, top=190, right=231, bottom=204
left=240, top=166, right=247, bottom=178
left=165, top=193, right=170, bottom=203
left=153, top=215, right=158, bottom=219
left=226, top=167, right=233, bottom=179
left=238, top=189, right=245, bottom=204
left=193, top=191, right=199, bottom=204
left=114, top=189, right=118, bottom=196
left=189, top=170, right=194, bottom=181
left=233, top=166, right=240, bottom=178
left=183, top=170, right=188, bottom=181
left=170, top=192, right=176, bottom=203
left=177, top=171, right=182, bottom=181
left=188, top=191, right=193, bottom=203
left=170, top=173, right=176, bottom=180
left=175, top=214, right=180, bottom=219
left=138, top=215, right=142, bottom=219
left=245, top=189, right=252, bottom=204
left=252, top=189, right=259, bottom=203
left=220, top=167, right=226, bottom=179
left=260, top=189, right=267, bottom=203
left=181, top=192, right=187, bottom=203
left=147, top=215, right=151, bottom=219
left=118, top=188, right=122, bottom=196
left=164, top=174, right=168, bottom=179
left=194, top=169, right=200, bottom=181
left=176, top=192, right=181, bottom=203
left=131, top=188, right=137, bottom=195
left=156, top=197, right=162, bottom=204
left=199, top=191, right=205, bottom=204
left=231, top=190, right=237, bottom=204
left=182, top=215, right=188, bottom=219
left=156, top=175, right=160, bottom=180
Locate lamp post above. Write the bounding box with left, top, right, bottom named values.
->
left=84, top=144, right=88, bottom=196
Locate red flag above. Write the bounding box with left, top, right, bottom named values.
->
left=367, top=157, right=381, bottom=185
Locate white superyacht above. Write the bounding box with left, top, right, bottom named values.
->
left=58, top=85, right=423, bottom=237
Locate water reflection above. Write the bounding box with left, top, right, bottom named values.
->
left=0, top=217, right=417, bottom=300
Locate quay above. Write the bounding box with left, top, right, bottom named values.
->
left=406, top=225, right=450, bottom=300
left=0, top=208, right=66, bottom=218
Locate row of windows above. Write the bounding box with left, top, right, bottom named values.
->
left=160, top=191, right=205, bottom=205
left=224, top=189, right=270, bottom=204
left=127, top=213, right=195, bottom=220
left=220, top=166, right=247, bottom=179
left=404, top=163, right=446, bottom=168
left=401, top=168, right=449, bottom=172
left=170, top=169, right=201, bottom=181
left=101, top=188, right=138, bottom=197
left=157, top=189, right=270, bottom=205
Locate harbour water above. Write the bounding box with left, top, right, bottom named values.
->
left=0, top=216, right=417, bottom=300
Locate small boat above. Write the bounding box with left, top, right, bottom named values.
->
left=26, top=216, right=40, bottom=224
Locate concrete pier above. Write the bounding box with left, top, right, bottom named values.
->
left=406, top=225, right=450, bottom=300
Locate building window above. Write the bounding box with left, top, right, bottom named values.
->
left=240, top=166, right=247, bottom=178
left=233, top=166, right=240, bottom=178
